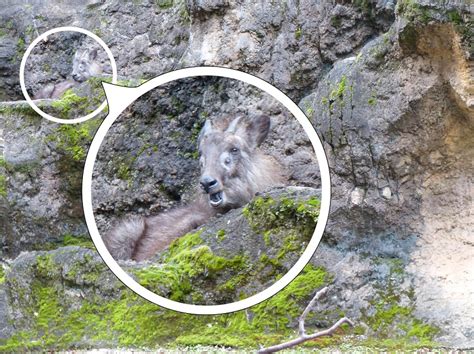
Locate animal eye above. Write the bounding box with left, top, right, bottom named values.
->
left=224, top=157, right=231, bottom=165
left=230, top=147, right=239, bottom=154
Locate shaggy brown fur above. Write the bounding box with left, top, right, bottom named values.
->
left=34, top=48, right=107, bottom=99
left=103, top=114, right=284, bottom=261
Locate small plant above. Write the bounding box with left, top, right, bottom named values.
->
left=295, top=26, right=302, bottom=40
left=330, top=15, right=342, bottom=28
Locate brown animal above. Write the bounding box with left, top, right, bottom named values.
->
left=34, top=48, right=106, bottom=99
left=103, top=114, right=284, bottom=261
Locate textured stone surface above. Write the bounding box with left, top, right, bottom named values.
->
left=0, top=0, right=472, bottom=350
left=92, top=77, right=319, bottom=232
left=300, top=8, right=473, bottom=347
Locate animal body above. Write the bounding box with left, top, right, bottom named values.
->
left=34, top=47, right=107, bottom=99
left=104, top=114, right=284, bottom=261
left=33, top=79, right=76, bottom=100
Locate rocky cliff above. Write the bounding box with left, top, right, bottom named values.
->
left=0, top=0, right=472, bottom=351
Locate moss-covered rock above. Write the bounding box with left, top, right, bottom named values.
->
left=1, top=246, right=335, bottom=351
left=130, top=186, right=322, bottom=305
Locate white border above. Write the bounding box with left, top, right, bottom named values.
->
left=82, top=67, right=331, bottom=315
left=19, top=26, right=118, bottom=124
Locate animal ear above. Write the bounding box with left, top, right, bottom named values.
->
left=225, top=116, right=242, bottom=134
left=88, top=48, right=98, bottom=60
left=198, top=120, right=213, bottom=143
left=233, top=115, right=271, bottom=148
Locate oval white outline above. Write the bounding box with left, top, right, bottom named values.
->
left=19, top=26, right=118, bottom=124
left=83, top=67, right=331, bottom=315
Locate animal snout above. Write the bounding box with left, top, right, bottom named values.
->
left=72, top=73, right=80, bottom=81
left=200, top=176, right=218, bottom=193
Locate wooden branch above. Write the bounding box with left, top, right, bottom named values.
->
left=258, top=287, right=354, bottom=354
left=298, top=286, right=329, bottom=336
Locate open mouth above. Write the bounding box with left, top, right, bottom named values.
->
left=209, top=191, right=223, bottom=207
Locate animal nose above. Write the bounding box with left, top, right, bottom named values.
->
left=72, top=74, right=80, bottom=81
left=200, top=176, right=218, bottom=193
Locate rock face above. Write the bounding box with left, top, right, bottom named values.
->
left=301, top=14, right=473, bottom=346
left=92, top=76, right=319, bottom=232
left=0, top=0, right=473, bottom=351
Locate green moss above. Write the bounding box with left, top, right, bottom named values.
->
left=51, top=89, right=89, bottom=119
left=0, top=102, right=39, bottom=118
left=447, top=10, right=462, bottom=25
left=216, top=229, right=226, bottom=242
left=16, top=37, right=25, bottom=53
left=330, top=15, right=342, bottom=28
left=0, top=276, right=113, bottom=350
left=448, top=11, right=473, bottom=43
left=216, top=273, right=247, bottom=293
left=368, top=95, right=377, bottom=106
left=0, top=265, right=5, bottom=285
left=117, top=162, right=131, bottom=181
left=396, top=0, right=471, bottom=33
left=0, top=252, right=337, bottom=351
left=62, top=234, right=95, bottom=249
left=47, top=118, right=101, bottom=161
left=34, top=254, right=62, bottom=281
left=167, top=229, right=204, bottom=254
left=113, top=143, right=154, bottom=183
left=25, top=232, right=94, bottom=252
left=243, top=194, right=320, bottom=237
left=327, top=75, right=348, bottom=112
left=177, top=264, right=331, bottom=347
left=135, top=235, right=248, bottom=302
left=0, top=174, right=6, bottom=198
left=190, top=120, right=205, bottom=143
left=295, top=26, right=302, bottom=40
left=359, top=257, right=440, bottom=348
left=353, top=0, right=371, bottom=13
left=332, top=75, right=347, bottom=99
left=262, top=230, right=271, bottom=246
left=156, top=0, right=173, bottom=9
left=397, top=0, right=431, bottom=24
left=47, top=77, right=109, bottom=119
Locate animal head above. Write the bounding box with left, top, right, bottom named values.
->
left=197, top=115, right=273, bottom=211
left=71, top=48, right=103, bottom=82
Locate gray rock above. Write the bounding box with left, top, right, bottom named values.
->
left=301, top=8, right=473, bottom=347
left=0, top=0, right=472, bottom=350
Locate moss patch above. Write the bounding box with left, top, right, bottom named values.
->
left=0, top=102, right=39, bottom=118
left=0, top=250, right=334, bottom=351
left=397, top=0, right=432, bottom=24
left=174, top=264, right=331, bottom=348
left=62, top=234, right=95, bottom=249
left=47, top=118, right=102, bottom=161
left=134, top=230, right=249, bottom=303
left=359, top=257, right=440, bottom=349
left=0, top=174, right=6, bottom=198
left=0, top=265, right=5, bottom=285
left=50, top=89, right=89, bottom=119
left=243, top=194, right=320, bottom=238
left=397, top=0, right=473, bottom=44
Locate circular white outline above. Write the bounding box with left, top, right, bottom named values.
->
left=19, top=26, right=118, bottom=124
left=83, top=67, right=331, bottom=315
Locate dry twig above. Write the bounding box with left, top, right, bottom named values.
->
left=258, top=286, right=354, bottom=353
